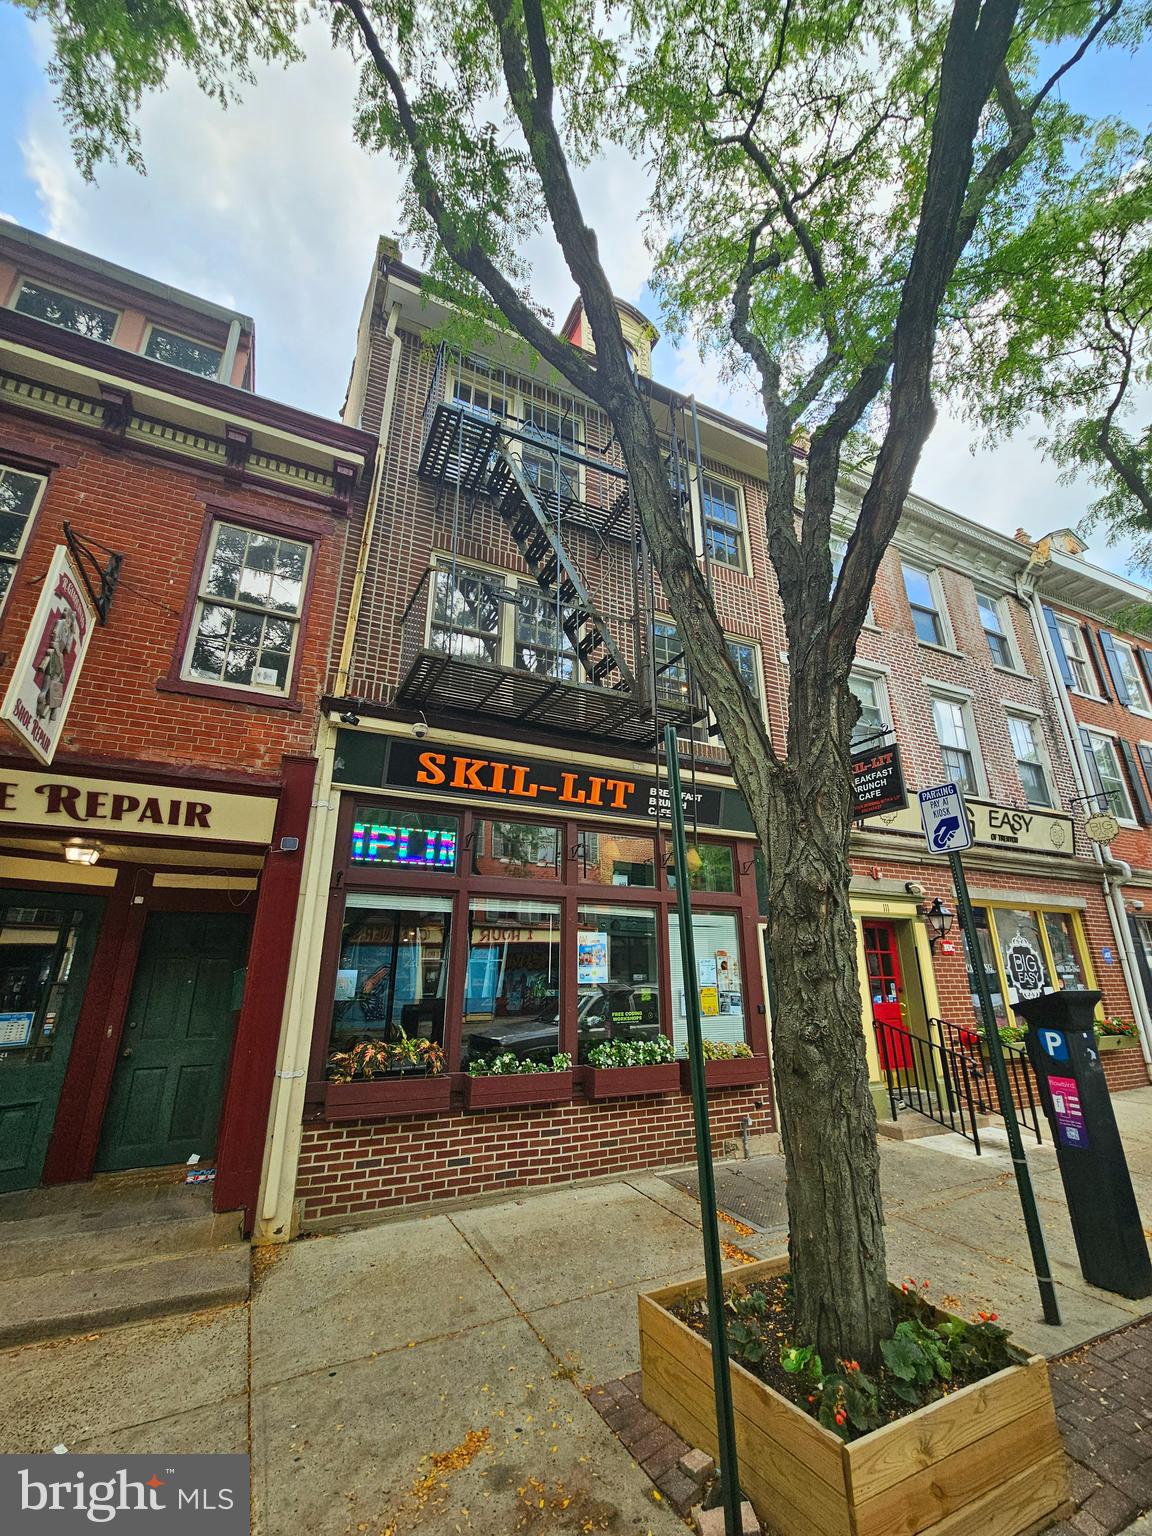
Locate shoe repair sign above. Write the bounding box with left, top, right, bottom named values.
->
left=0, top=1455, right=248, bottom=1531
left=0, top=545, right=97, bottom=767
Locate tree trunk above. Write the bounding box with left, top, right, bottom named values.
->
left=761, top=741, right=892, bottom=1368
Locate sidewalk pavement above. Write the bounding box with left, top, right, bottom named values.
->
left=0, top=1087, right=1149, bottom=1535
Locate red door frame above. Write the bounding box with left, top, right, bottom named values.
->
left=863, top=920, right=913, bottom=1071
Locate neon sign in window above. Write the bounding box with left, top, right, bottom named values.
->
left=351, top=814, right=459, bottom=870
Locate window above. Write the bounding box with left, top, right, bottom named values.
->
left=461, top=899, right=562, bottom=1067
left=1083, top=731, right=1134, bottom=821
left=668, top=910, right=746, bottom=1052
left=666, top=844, right=735, bottom=893
left=430, top=562, right=503, bottom=662
left=727, top=640, right=761, bottom=704
left=351, top=808, right=459, bottom=871
left=575, top=905, right=661, bottom=1059
left=330, top=893, right=451, bottom=1048
left=12, top=279, right=118, bottom=341
left=0, top=465, right=47, bottom=610
left=184, top=521, right=309, bottom=693
left=574, top=831, right=656, bottom=887
left=977, top=592, right=1014, bottom=668
left=453, top=371, right=509, bottom=421
left=472, top=820, right=561, bottom=879
left=965, top=909, right=1009, bottom=1032
left=903, top=563, right=946, bottom=646
left=1054, top=617, right=1095, bottom=694
left=144, top=327, right=223, bottom=379
left=1111, top=638, right=1151, bottom=713
left=849, top=672, right=889, bottom=749
left=1043, top=912, right=1086, bottom=989
left=1007, top=715, right=1052, bottom=808
left=831, top=533, right=875, bottom=622
left=520, top=399, right=580, bottom=501
left=931, top=693, right=979, bottom=795
left=702, top=476, right=745, bottom=569
left=0, top=906, right=84, bottom=1062
left=653, top=621, right=690, bottom=704
left=514, top=583, right=576, bottom=679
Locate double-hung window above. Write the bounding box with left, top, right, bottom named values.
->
left=1007, top=714, right=1052, bottom=807
left=849, top=672, right=889, bottom=749
left=653, top=621, right=690, bottom=705
left=931, top=693, right=979, bottom=795
left=977, top=592, right=1014, bottom=668
left=702, top=476, right=745, bottom=569
left=727, top=639, right=762, bottom=705
left=144, top=327, right=223, bottom=379
left=12, top=279, right=118, bottom=340
left=520, top=400, right=579, bottom=501
left=514, top=582, right=576, bottom=680
left=184, top=521, right=309, bottom=694
left=453, top=372, right=508, bottom=422
left=430, top=562, right=503, bottom=663
left=1054, top=617, right=1095, bottom=694
left=1111, top=638, right=1151, bottom=712
left=1083, top=730, right=1134, bottom=821
left=902, top=563, right=947, bottom=646
left=0, top=464, right=47, bottom=611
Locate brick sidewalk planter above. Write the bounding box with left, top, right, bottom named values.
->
left=462, top=1069, right=574, bottom=1110
left=678, top=1057, right=771, bottom=1091
left=638, top=1258, right=1071, bottom=1536
left=578, top=1063, right=682, bottom=1100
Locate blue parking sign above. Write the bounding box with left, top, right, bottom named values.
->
left=918, top=783, right=973, bottom=853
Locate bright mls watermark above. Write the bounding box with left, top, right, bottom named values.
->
left=1, top=1456, right=248, bottom=1531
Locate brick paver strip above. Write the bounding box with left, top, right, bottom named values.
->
left=589, top=1313, right=1152, bottom=1533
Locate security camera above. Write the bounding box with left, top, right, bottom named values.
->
left=904, top=880, right=925, bottom=898
left=411, top=714, right=429, bottom=740
left=339, top=701, right=361, bottom=726
left=1130, top=899, right=1145, bottom=912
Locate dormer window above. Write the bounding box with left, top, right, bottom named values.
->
left=12, top=279, right=119, bottom=341
left=144, top=326, right=224, bottom=380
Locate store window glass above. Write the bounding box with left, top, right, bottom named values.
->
left=462, top=899, right=561, bottom=1067
left=666, top=844, right=735, bottom=893
left=965, top=909, right=1008, bottom=1031
left=0, top=907, right=82, bottom=1064
left=668, top=911, right=746, bottom=1052
left=330, top=894, right=451, bottom=1047
left=575, top=905, right=661, bottom=1059
left=575, top=830, right=656, bottom=887
left=1043, top=912, right=1087, bottom=990
left=472, top=820, right=560, bottom=879
left=351, top=808, right=459, bottom=872
left=992, top=908, right=1053, bottom=1005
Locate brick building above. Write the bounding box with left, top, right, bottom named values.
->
left=0, top=224, right=375, bottom=1225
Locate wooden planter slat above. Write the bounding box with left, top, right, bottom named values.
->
left=578, top=1062, right=681, bottom=1100
left=639, top=1258, right=1070, bottom=1536
left=463, top=1069, right=573, bottom=1109
left=325, top=1075, right=453, bottom=1121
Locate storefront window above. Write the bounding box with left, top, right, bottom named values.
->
left=575, top=831, right=656, bottom=887
left=575, top=905, right=661, bottom=1059
left=966, top=910, right=1008, bottom=1030
left=351, top=807, right=459, bottom=872
left=331, top=894, right=451, bottom=1046
left=668, top=911, right=746, bottom=1052
left=472, top=820, right=560, bottom=879
left=462, top=899, right=561, bottom=1067
left=993, top=908, right=1053, bottom=1004
left=666, top=844, right=735, bottom=893
left=0, top=907, right=82, bottom=1064
left=1043, top=912, right=1086, bottom=990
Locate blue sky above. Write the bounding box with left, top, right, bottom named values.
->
left=0, top=5, right=1148, bottom=579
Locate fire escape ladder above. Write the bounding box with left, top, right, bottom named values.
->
left=490, top=446, right=637, bottom=695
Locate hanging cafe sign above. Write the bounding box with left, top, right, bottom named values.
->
left=851, top=738, right=908, bottom=820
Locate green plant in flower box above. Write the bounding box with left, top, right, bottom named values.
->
left=467, top=1051, right=572, bottom=1076
left=698, top=1039, right=754, bottom=1061
left=585, top=1036, right=676, bottom=1069
left=326, top=1031, right=445, bottom=1083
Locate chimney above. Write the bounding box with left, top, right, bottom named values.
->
left=559, top=295, right=659, bottom=379
left=1013, top=528, right=1032, bottom=544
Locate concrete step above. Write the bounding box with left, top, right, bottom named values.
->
left=0, top=1244, right=252, bottom=1349
left=0, top=1168, right=203, bottom=1222
left=0, top=1203, right=244, bottom=1281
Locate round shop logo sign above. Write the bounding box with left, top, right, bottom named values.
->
left=1048, top=821, right=1068, bottom=849
left=1085, top=811, right=1119, bottom=845
left=1005, top=934, right=1045, bottom=999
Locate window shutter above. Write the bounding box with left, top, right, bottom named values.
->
left=1082, top=626, right=1113, bottom=700
left=1139, top=743, right=1152, bottom=808
left=1118, top=739, right=1152, bottom=825
left=1041, top=606, right=1074, bottom=687
left=1098, top=631, right=1132, bottom=706
left=1079, top=727, right=1107, bottom=798
left=1139, top=648, right=1152, bottom=699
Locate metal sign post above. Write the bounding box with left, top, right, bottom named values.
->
left=665, top=725, right=742, bottom=1535
left=918, top=784, right=1061, bottom=1327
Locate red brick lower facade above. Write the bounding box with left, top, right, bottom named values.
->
left=1101, top=1046, right=1151, bottom=1094
left=296, top=1086, right=773, bottom=1223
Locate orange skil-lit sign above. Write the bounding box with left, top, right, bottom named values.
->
left=414, top=749, right=638, bottom=810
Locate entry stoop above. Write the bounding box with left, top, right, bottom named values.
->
left=0, top=1169, right=250, bottom=1347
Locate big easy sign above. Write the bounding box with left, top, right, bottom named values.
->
left=0, top=545, right=97, bottom=766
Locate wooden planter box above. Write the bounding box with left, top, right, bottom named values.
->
left=463, top=1069, right=573, bottom=1110
left=578, top=1062, right=681, bottom=1100
left=325, top=1074, right=452, bottom=1121
left=1096, top=1033, right=1140, bottom=1053
left=678, top=1055, right=770, bottom=1092
left=639, top=1258, right=1070, bottom=1536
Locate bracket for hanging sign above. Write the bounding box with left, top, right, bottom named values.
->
left=62, top=521, right=123, bottom=625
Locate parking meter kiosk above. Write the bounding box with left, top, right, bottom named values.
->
left=1017, top=989, right=1152, bottom=1300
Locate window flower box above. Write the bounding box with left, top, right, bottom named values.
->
left=678, top=1054, right=770, bottom=1091
left=463, top=1069, right=573, bottom=1110
left=325, top=1074, right=453, bottom=1121
left=578, top=1062, right=681, bottom=1100
left=1096, top=1032, right=1141, bottom=1053
left=639, top=1258, right=1070, bottom=1536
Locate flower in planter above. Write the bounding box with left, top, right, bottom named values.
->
left=1098, top=1017, right=1140, bottom=1039
left=697, top=1039, right=754, bottom=1061
left=584, top=1036, right=676, bottom=1069
left=326, top=1030, right=446, bottom=1083
left=468, top=1051, right=573, bottom=1076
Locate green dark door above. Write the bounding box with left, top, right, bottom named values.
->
left=0, top=893, right=103, bottom=1194
left=96, top=911, right=251, bottom=1172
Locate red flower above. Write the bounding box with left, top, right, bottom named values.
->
left=834, top=1410, right=847, bottom=1426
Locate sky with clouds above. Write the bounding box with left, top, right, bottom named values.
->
left=0, top=5, right=1148, bottom=579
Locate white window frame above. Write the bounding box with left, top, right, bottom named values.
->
left=725, top=634, right=766, bottom=717
left=181, top=519, right=310, bottom=697
left=928, top=684, right=985, bottom=797
left=141, top=322, right=225, bottom=381
left=0, top=463, right=48, bottom=616
left=902, top=562, right=953, bottom=650
left=10, top=275, right=121, bottom=342
left=699, top=472, right=748, bottom=573
left=976, top=589, right=1021, bottom=672
left=831, top=527, right=876, bottom=625
left=848, top=666, right=892, bottom=749
left=1054, top=616, right=1098, bottom=697
left=1005, top=708, right=1054, bottom=809
left=1083, top=727, right=1136, bottom=825
left=1111, top=636, right=1152, bottom=715
left=427, top=554, right=511, bottom=666
left=447, top=364, right=587, bottom=504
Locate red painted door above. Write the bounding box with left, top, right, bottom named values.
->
left=863, top=921, right=912, bottom=1070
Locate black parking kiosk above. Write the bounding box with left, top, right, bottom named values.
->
left=1017, top=989, right=1152, bottom=1300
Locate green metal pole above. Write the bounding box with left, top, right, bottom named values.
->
left=948, top=850, right=1061, bottom=1326
left=665, top=726, right=743, bottom=1535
